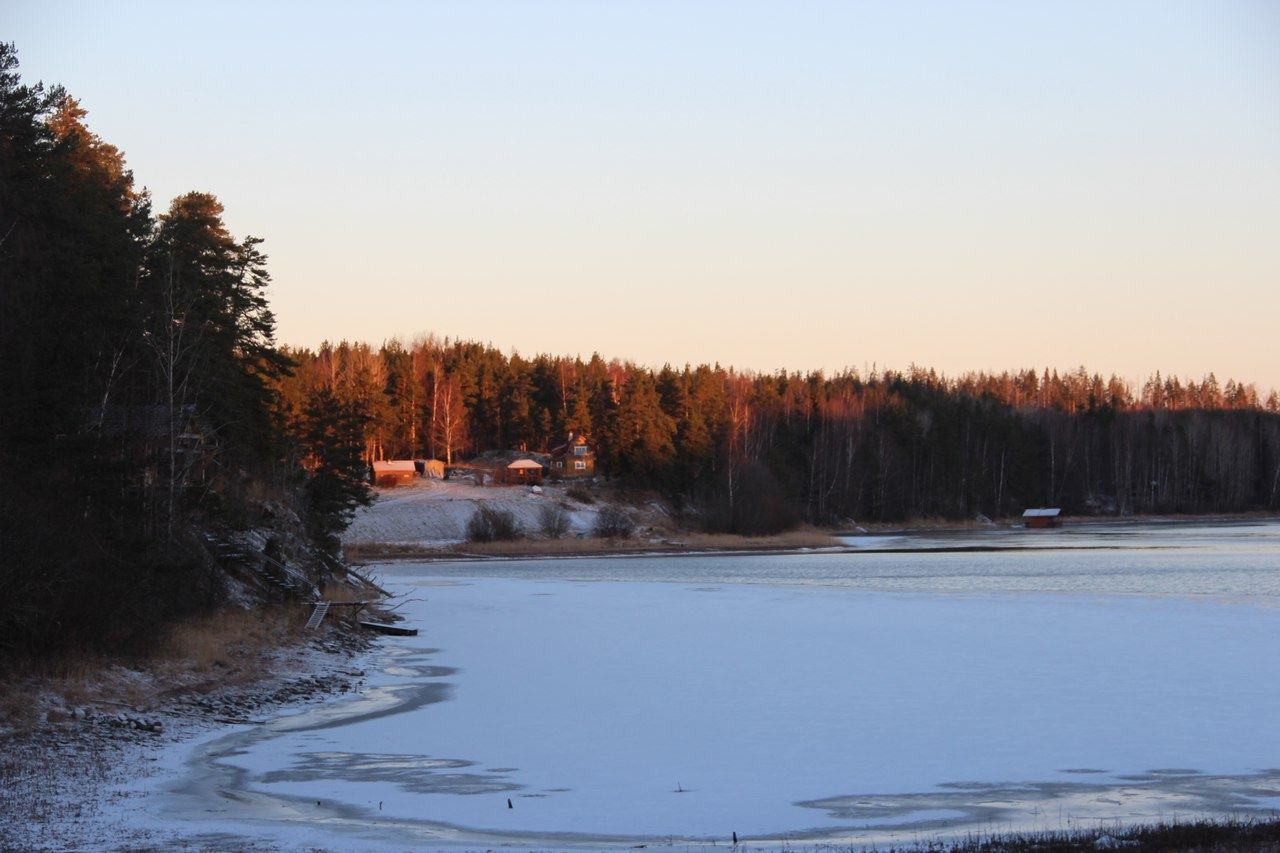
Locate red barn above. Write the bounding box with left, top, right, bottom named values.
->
left=1022, top=508, right=1062, bottom=528
left=372, top=460, right=417, bottom=487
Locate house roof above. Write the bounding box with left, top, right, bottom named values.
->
left=1022, top=508, right=1062, bottom=517
left=373, top=460, right=416, bottom=473
left=86, top=404, right=202, bottom=440
left=507, top=459, right=544, bottom=469
left=550, top=433, right=591, bottom=459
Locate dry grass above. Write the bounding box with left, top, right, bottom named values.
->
left=451, top=537, right=652, bottom=557
left=849, top=517, right=1000, bottom=533
left=322, top=580, right=373, bottom=603
left=152, top=603, right=309, bottom=687
left=0, top=690, right=40, bottom=731
left=345, top=542, right=434, bottom=561
left=0, top=651, right=121, bottom=729
left=0, top=603, right=314, bottom=728
left=350, top=527, right=840, bottom=561
left=679, top=528, right=837, bottom=550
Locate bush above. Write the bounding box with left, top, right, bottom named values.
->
left=566, top=486, right=594, bottom=504
left=466, top=505, right=522, bottom=542
left=537, top=503, right=572, bottom=539
left=592, top=505, right=635, bottom=539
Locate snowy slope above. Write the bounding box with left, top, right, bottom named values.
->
left=341, top=480, right=629, bottom=547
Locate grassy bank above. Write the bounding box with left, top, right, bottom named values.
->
left=0, top=604, right=374, bottom=850
left=1, top=601, right=321, bottom=733
left=880, top=816, right=1280, bottom=852
left=346, top=527, right=839, bottom=562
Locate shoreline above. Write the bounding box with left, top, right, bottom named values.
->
left=345, top=527, right=839, bottom=562
left=346, top=512, right=1278, bottom=563
left=10, top=525, right=1280, bottom=850
left=0, top=620, right=379, bottom=850
left=846, top=509, right=1279, bottom=536
left=6, top=520, right=1279, bottom=850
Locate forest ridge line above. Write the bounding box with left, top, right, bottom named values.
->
left=283, top=336, right=1279, bottom=418
left=275, top=338, right=1280, bottom=527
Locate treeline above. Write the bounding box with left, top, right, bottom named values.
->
left=3, top=37, right=1276, bottom=659
left=0, top=45, right=366, bottom=658
left=278, top=339, right=1280, bottom=529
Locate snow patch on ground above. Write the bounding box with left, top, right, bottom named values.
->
left=342, top=479, right=658, bottom=547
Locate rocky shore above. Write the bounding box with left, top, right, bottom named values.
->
left=0, top=625, right=377, bottom=851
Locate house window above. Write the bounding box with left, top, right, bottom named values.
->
left=574, top=460, right=586, bottom=470
left=574, top=445, right=588, bottom=456
left=554, top=461, right=563, bottom=469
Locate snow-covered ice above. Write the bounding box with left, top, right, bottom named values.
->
left=143, top=522, right=1280, bottom=848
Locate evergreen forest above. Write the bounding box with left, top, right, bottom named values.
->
left=0, top=45, right=369, bottom=658
left=278, top=340, right=1280, bottom=533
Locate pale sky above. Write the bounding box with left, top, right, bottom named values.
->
left=9, top=1, right=1280, bottom=390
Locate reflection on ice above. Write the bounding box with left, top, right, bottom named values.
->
left=800, top=770, right=1280, bottom=834
left=261, top=752, right=520, bottom=795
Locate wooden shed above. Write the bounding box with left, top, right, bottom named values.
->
left=505, top=458, right=545, bottom=485
left=414, top=459, right=446, bottom=479
left=372, top=460, right=417, bottom=487
left=1022, top=507, right=1062, bottom=529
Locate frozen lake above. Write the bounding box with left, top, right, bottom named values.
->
left=159, top=521, right=1280, bottom=848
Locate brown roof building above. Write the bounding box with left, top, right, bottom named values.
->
left=372, top=460, right=417, bottom=487
left=549, top=433, right=595, bottom=478
left=86, top=404, right=216, bottom=487
left=1022, top=508, right=1062, bottom=529
left=504, top=458, right=545, bottom=485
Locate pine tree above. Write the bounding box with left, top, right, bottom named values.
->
left=144, top=192, right=290, bottom=458
left=299, top=388, right=372, bottom=554
left=611, top=371, right=676, bottom=484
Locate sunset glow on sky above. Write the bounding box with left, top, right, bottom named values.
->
left=9, top=1, right=1279, bottom=389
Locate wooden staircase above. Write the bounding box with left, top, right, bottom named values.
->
left=202, top=533, right=319, bottom=601
left=305, top=601, right=330, bottom=630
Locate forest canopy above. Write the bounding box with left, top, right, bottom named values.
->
left=277, top=338, right=1280, bottom=529
left=0, top=44, right=366, bottom=658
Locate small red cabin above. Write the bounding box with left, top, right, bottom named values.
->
left=372, top=460, right=417, bottom=487
left=1022, top=508, right=1062, bottom=528
left=504, top=458, right=545, bottom=485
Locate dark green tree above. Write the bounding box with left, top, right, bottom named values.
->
left=610, top=371, right=676, bottom=484
left=144, top=192, right=291, bottom=456
left=299, top=387, right=372, bottom=554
